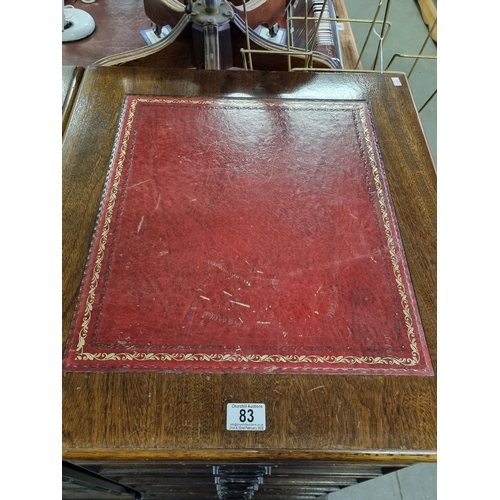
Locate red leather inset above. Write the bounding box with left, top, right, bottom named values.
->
left=63, top=96, right=433, bottom=375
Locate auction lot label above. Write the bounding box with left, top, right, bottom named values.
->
left=226, top=403, right=266, bottom=431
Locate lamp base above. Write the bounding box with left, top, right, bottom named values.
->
left=62, top=8, right=95, bottom=42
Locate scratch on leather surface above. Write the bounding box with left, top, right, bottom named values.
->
left=207, top=260, right=252, bottom=287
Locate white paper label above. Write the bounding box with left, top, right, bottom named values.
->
left=391, top=77, right=402, bottom=87
left=226, top=403, right=266, bottom=431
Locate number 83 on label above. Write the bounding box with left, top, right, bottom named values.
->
left=226, top=403, right=266, bottom=431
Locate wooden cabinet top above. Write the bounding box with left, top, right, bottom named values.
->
left=62, top=67, right=436, bottom=464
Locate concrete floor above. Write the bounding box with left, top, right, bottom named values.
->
left=344, top=0, right=437, bottom=166
left=326, top=463, right=437, bottom=500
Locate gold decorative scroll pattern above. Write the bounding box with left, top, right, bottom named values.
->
left=75, top=97, right=420, bottom=368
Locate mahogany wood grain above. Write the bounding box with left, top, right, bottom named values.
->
left=143, top=0, right=185, bottom=31
left=62, top=0, right=151, bottom=67
left=62, top=67, right=436, bottom=464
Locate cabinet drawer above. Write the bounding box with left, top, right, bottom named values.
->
left=71, top=460, right=408, bottom=499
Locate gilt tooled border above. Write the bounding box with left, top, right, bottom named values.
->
left=74, top=97, right=422, bottom=368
